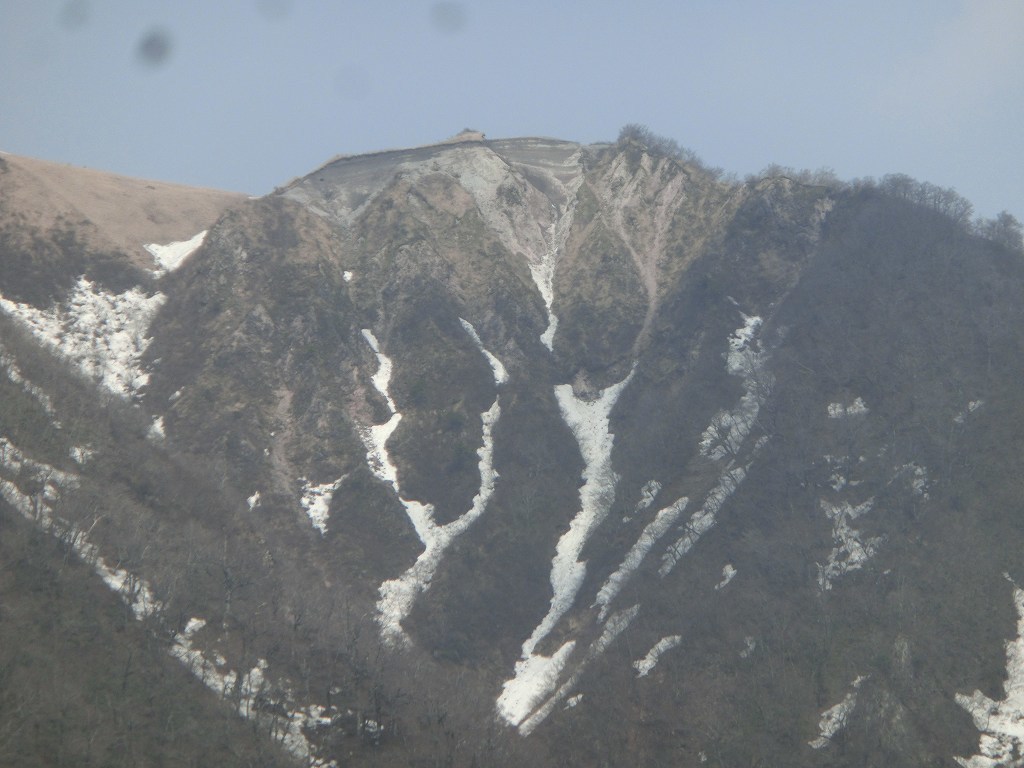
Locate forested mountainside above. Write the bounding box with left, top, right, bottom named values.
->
left=2, top=131, right=1023, bottom=767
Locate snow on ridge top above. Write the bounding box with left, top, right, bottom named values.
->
left=0, top=278, right=165, bottom=399
left=146, top=230, right=207, bottom=274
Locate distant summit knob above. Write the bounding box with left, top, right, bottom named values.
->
left=443, top=128, right=485, bottom=143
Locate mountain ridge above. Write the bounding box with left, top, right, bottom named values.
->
left=1, top=133, right=1023, bottom=767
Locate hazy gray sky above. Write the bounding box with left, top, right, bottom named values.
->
left=2, top=0, right=1022, bottom=218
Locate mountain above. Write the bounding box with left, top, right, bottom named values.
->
left=1, top=132, right=1023, bottom=767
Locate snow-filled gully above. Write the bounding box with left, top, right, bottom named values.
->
left=532, top=189, right=581, bottom=351
left=362, top=321, right=508, bottom=644
left=956, top=578, right=1024, bottom=767
left=497, top=369, right=634, bottom=728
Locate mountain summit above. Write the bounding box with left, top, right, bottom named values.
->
left=1, top=133, right=1023, bottom=767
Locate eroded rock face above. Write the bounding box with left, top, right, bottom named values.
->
left=2, top=137, right=1024, bottom=768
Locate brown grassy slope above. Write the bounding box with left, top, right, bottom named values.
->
left=0, top=151, right=245, bottom=268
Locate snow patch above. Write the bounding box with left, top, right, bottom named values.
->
left=716, top=563, right=737, bottom=590
left=145, top=230, right=206, bottom=274
left=625, top=479, right=661, bottom=521
left=342, top=270, right=353, bottom=282
left=148, top=415, right=165, bottom=440
left=809, top=676, right=867, bottom=749
left=377, top=399, right=501, bottom=641
left=954, top=399, right=984, bottom=424
left=444, top=146, right=583, bottom=352
left=827, top=397, right=869, bottom=418
left=516, top=371, right=634, bottom=656
left=69, top=445, right=93, bottom=465
left=359, top=329, right=403, bottom=490
left=740, top=636, right=757, bottom=659
left=817, top=498, right=879, bottom=591
left=300, top=476, right=345, bottom=535
left=0, top=436, right=159, bottom=620
left=533, top=193, right=583, bottom=350
left=1, top=433, right=335, bottom=766
left=897, top=462, right=930, bottom=499
left=171, top=618, right=336, bottom=765
left=633, top=635, right=682, bottom=677
left=660, top=456, right=759, bottom=578
left=247, top=490, right=261, bottom=511
left=956, top=582, right=1024, bottom=767
left=0, top=278, right=165, bottom=398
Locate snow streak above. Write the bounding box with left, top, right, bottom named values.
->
left=0, top=436, right=159, bottom=621
left=809, top=676, right=867, bottom=749
left=699, top=312, right=770, bottom=461
left=633, top=635, right=682, bottom=677
left=595, top=496, right=688, bottom=620
left=369, top=321, right=506, bottom=643
left=533, top=192, right=581, bottom=350
left=660, top=464, right=749, bottom=578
